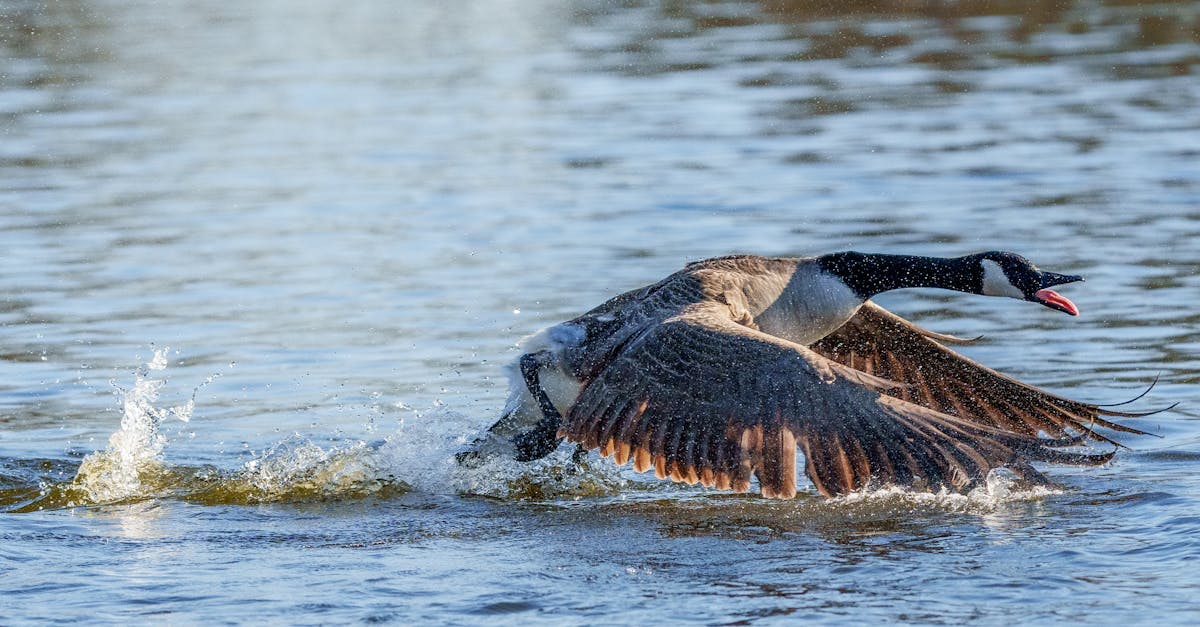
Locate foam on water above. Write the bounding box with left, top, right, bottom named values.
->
left=829, top=468, right=1062, bottom=515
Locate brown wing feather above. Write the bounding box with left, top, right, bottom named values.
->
left=560, top=303, right=1112, bottom=498
left=810, top=302, right=1152, bottom=446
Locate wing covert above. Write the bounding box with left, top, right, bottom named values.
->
left=809, top=303, right=1153, bottom=446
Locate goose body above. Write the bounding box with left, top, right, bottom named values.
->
left=461, top=251, right=1155, bottom=498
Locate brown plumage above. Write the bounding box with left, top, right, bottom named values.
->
left=809, top=303, right=1152, bottom=447
left=477, top=253, right=1161, bottom=498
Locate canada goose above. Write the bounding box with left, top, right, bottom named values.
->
left=460, top=251, right=1160, bottom=498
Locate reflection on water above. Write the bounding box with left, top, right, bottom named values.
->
left=1, top=0, right=1199, bottom=624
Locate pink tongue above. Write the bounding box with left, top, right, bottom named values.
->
left=1035, top=289, right=1079, bottom=316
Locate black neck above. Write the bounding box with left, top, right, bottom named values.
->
left=817, top=252, right=983, bottom=299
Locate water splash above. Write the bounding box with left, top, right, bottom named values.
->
left=13, top=348, right=1048, bottom=512
left=71, top=348, right=186, bottom=504
left=11, top=349, right=408, bottom=510
left=450, top=442, right=628, bottom=500
left=7, top=345, right=624, bottom=512
left=366, top=404, right=627, bottom=501
left=226, top=435, right=405, bottom=504
left=830, top=468, right=1061, bottom=514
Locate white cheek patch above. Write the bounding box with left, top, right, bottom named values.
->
left=980, top=259, right=1024, bottom=298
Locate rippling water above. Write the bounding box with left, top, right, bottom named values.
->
left=2, top=0, right=1199, bottom=623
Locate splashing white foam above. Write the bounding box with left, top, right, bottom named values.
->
left=372, top=406, right=469, bottom=495
left=216, top=404, right=564, bottom=504
left=363, top=404, right=626, bottom=500
left=448, top=441, right=627, bottom=499
left=235, top=434, right=402, bottom=502
left=74, top=348, right=174, bottom=503
left=831, top=468, right=1061, bottom=513
left=72, top=348, right=200, bottom=504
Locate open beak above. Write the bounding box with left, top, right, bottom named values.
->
left=1032, top=272, right=1083, bottom=316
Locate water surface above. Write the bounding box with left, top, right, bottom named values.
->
left=2, top=0, right=1199, bottom=624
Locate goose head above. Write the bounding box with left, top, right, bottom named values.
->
left=976, top=251, right=1083, bottom=315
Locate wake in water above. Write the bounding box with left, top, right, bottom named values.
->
left=5, top=348, right=1056, bottom=513
left=7, top=348, right=624, bottom=512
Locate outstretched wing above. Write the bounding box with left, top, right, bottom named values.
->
left=809, top=302, right=1152, bottom=446
left=561, top=302, right=1110, bottom=498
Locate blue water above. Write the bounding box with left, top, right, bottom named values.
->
left=2, top=0, right=1199, bottom=623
